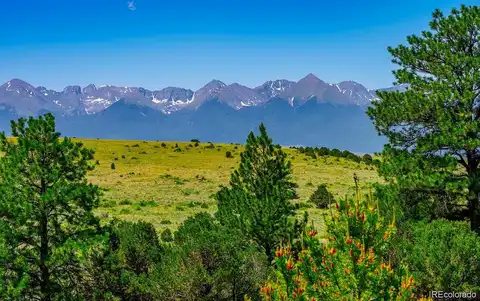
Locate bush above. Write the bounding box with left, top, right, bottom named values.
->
left=194, top=141, right=199, bottom=147
left=317, top=147, right=330, bottom=156
left=161, top=228, right=174, bottom=242
left=362, top=153, right=373, bottom=164
left=137, top=200, right=157, bottom=207
left=119, top=208, right=131, bottom=214
left=225, top=151, right=233, bottom=158
left=86, top=221, right=163, bottom=300
left=110, top=162, right=116, bottom=170
left=191, top=139, right=200, bottom=143
left=262, top=197, right=420, bottom=300
left=308, top=184, right=334, bottom=209
left=161, top=142, right=167, bottom=148
left=173, top=213, right=269, bottom=300
left=119, top=199, right=133, bottom=205
left=397, top=219, right=480, bottom=294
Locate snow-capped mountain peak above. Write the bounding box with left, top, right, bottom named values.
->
left=0, top=74, right=398, bottom=116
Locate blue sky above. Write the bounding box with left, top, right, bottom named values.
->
left=0, top=0, right=476, bottom=91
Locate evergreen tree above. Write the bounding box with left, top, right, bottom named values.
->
left=85, top=220, right=163, bottom=300
left=215, top=123, right=299, bottom=263
left=309, top=184, right=335, bottom=209
left=362, top=153, right=373, bottom=164
left=367, top=5, right=480, bottom=232
left=172, top=213, right=269, bottom=301
left=0, top=114, right=101, bottom=300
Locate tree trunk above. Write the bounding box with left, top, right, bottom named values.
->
left=40, top=212, right=51, bottom=301
left=468, top=191, right=480, bottom=234
left=264, top=243, right=273, bottom=265
left=467, top=158, right=480, bottom=234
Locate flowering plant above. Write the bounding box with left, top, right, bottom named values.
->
left=261, top=197, right=431, bottom=300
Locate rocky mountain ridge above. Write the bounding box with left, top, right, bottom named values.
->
left=0, top=73, right=392, bottom=116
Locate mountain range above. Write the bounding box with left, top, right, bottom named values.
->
left=0, top=73, right=405, bottom=153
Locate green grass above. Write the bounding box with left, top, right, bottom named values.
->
left=80, top=139, right=380, bottom=235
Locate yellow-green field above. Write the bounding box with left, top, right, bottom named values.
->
left=80, top=139, right=379, bottom=235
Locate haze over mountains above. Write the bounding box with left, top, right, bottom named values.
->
left=0, top=73, right=404, bottom=152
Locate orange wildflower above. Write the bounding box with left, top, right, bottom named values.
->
left=286, top=258, right=295, bottom=270
left=260, top=284, right=274, bottom=296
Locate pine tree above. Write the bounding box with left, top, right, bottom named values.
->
left=215, top=123, right=299, bottom=263
left=309, top=184, right=335, bottom=209
left=0, top=114, right=101, bottom=300
left=367, top=5, right=480, bottom=232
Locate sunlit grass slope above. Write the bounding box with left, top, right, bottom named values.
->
left=77, top=138, right=379, bottom=235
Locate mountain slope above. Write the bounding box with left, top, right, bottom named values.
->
left=0, top=75, right=396, bottom=152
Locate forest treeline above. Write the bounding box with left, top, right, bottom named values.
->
left=2, top=4, right=480, bottom=301
left=291, top=145, right=378, bottom=165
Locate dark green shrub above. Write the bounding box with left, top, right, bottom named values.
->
left=362, top=153, right=373, bottom=163
left=100, top=200, right=116, bottom=208
left=396, top=219, right=480, bottom=294
left=308, top=184, right=334, bottom=209
left=225, top=151, right=233, bottom=158
left=110, top=162, right=116, bottom=170
left=137, top=200, right=157, bottom=207
left=119, top=199, right=133, bottom=205
left=172, top=213, right=269, bottom=300
left=86, top=221, right=163, bottom=299
left=161, top=228, right=174, bottom=242
left=119, top=208, right=131, bottom=214
left=317, top=146, right=330, bottom=156
left=161, top=142, right=167, bottom=148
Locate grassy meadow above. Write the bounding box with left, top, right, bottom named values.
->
left=81, top=138, right=380, bottom=235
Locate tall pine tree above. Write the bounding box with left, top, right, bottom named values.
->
left=215, top=123, right=299, bottom=263
left=367, top=5, right=480, bottom=232
left=0, top=114, right=101, bottom=300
